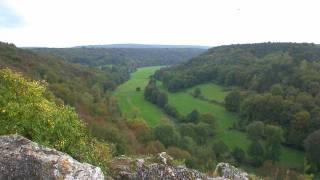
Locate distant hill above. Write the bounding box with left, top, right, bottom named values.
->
left=74, top=44, right=210, bottom=49
left=31, top=47, right=206, bottom=69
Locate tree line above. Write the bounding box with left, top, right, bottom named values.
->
left=31, top=47, right=205, bottom=70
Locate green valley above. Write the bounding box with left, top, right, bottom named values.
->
left=113, top=65, right=305, bottom=171
left=158, top=81, right=304, bottom=170
left=2, top=1, right=319, bottom=179
left=113, top=66, right=167, bottom=127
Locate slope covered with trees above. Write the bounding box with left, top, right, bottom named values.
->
left=155, top=43, right=320, bottom=174
left=31, top=47, right=206, bottom=69
left=0, top=42, right=210, bottom=173
left=155, top=43, right=320, bottom=92
left=0, top=42, right=148, bottom=156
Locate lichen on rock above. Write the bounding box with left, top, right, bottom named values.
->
left=108, top=152, right=233, bottom=180
left=0, top=134, right=104, bottom=180
left=215, top=162, right=249, bottom=180
left=0, top=134, right=253, bottom=180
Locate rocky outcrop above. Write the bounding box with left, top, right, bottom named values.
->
left=108, top=152, right=250, bottom=180
left=0, top=134, right=104, bottom=180
left=215, top=163, right=249, bottom=180
left=0, top=134, right=251, bottom=180
left=108, top=152, right=212, bottom=179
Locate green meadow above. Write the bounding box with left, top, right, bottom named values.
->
left=112, top=66, right=167, bottom=127
left=188, top=83, right=230, bottom=103
left=158, top=82, right=304, bottom=170
left=114, top=66, right=305, bottom=170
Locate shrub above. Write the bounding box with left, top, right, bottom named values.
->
left=0, top=68, right=111, bottom=172
left=232, top=147, right=246, bottom=163
left=154, top=124, right=180, bottom=147
left=145, top=140, right=166, bottom=154
left=167, top=146, right=191, bottom=160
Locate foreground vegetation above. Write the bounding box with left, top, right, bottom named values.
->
left=0, top=68, right=111, bottom=173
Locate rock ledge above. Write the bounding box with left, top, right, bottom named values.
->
left=0, top=134, right=104, bottom=180
left=108, top=152, right=249, bottom=180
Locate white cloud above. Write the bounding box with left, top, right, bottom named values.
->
left=0, top=0, right=320, bottom=47
left=0, top=1, right=24, bottom=28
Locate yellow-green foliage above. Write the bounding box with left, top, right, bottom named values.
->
left=0, top=68, right=110, bottom=172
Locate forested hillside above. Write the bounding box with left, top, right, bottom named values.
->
left=0, top=42, right=148, bottom=156
left=155, top=43, right=320, bottom=174
left=0, top=42, right=211, bottom=167
left=74, top=44, right=210, bottom=49
left=0, top=68, right=111, bottom=173
left=0, top=42, right=129, bottom=110
left=155, top=43, right=320, bottom=92
left=31, top=47, right=205, bottom=69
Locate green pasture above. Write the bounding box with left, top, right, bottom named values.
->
left=113, top=66, right=166, bottom=127
left=114, top=66, right=305, bottom=170
left=158, top=82, right=304, bottom=170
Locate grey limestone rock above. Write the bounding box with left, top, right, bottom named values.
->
left=0, top=134, right=252, bottom=180
left=0, top=134, right=104, bottom=180
left=108, top=152, right=228, bottom=180
left=215, top=162, right=249, bottom=180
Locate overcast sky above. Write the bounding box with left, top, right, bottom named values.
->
left=0, top=0, right=319, bottom=47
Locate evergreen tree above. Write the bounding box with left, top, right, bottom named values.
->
left=212, top=141, right=229, bottom=159
left=187, top=110, right=200, bottom=123
left=246, top=121, right=265, bottom=141
left=247, top=140, right=264, bottom=167
left=304, top=129, right=320, bottom=172
left=193, top=87, right=202, bottom=98
left=232, top=147, right=246, bottom=163
left=264, top=125, right=283, bottom=162
left=156, top=92, right=168, bottom=108
left=225, top=91, right=241, bottom=112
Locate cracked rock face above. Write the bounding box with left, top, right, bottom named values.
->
left=0, top=134, right=104, bottom=180
left=215, top=163, right=249, bottom=180
left=108, top=152, right=228, bottom=180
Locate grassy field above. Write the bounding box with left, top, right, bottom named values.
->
left=112, top=66, right=167, bottom=127
left=187, top=83, right=230, bottom=103
left=158, top=82, right=305, bottom=170
left=114, top=66, right=305, bottom=170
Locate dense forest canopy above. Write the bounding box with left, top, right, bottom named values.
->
left=31, top=47, right=206, bottom=69
left=155, top=42, right=320, bottom=173
left=155, top=42, right=320, bottom=92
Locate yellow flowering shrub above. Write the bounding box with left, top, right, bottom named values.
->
left=0, top=68, right=111, bottom=173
